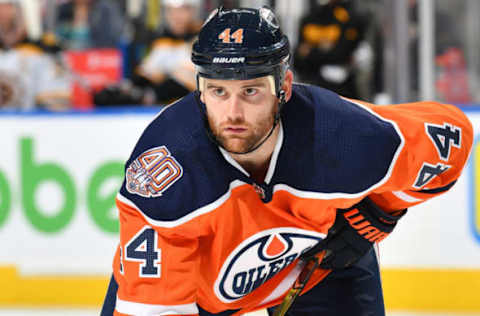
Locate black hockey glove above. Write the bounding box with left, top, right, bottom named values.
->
left=302, top=197, right=406, bottom=270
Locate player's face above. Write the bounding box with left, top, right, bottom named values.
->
left=201, top=76, right=278, bottom=153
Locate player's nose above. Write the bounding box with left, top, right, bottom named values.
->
left=226, top=94, right=244, bottom=121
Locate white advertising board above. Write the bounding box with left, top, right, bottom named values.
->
left=0, top=110, right=155, bottom=275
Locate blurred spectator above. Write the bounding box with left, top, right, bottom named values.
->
left=0, top=0, right=71, bottom=110
left=293, top=0, right=373, bottom=99
left=136, top=0, right=200, bottom=97
left=94, top=0, right=201, bottom=106
left=55, top=0, right=125, bottom=50
left=408, top=0, right=471, bottom=103
left=435, top=47, right=471, bottom=104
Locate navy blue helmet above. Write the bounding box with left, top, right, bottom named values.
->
left=191, top=7, right=290, bottom=96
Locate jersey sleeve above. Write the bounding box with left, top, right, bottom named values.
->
left=112, top=197, right=200, bottom=316
left=363, top=100, right=473, bottom=211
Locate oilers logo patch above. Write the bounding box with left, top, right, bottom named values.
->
left=214, top=228, right=324, bottom=303
left=126, top=146, right=183, bottom=198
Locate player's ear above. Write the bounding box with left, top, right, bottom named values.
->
left=282, top=69, right=294, bottom=102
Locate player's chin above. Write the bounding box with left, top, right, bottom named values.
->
left=220, top=137, right=253, bottom=153
left=222, top=142, right=249, bottom=153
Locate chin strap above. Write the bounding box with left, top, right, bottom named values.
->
left=194, top=89, right=287, bottom=155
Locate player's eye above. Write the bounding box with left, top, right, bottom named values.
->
left=213, top=88, right=226, bottom=97
left=244, top=88, right=257, bottom=96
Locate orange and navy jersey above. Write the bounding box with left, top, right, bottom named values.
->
left=111, top=84, right=472, bottom=315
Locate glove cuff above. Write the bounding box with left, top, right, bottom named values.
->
left=339, top=197, right=407, bottom=243
left=356, top=197, right=407, bottom=225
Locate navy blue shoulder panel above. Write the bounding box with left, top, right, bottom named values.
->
left=119, top=93, right=243, bottom=221
left=275, top=84, right=402, bottom=193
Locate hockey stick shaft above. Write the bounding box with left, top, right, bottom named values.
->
left=271, top=256, right=319, bottom=316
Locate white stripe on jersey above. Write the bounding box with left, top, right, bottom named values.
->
left=392, top=190, right=423, bottom=203
left=116, top=180, right=248, bottom=228
left=115, top=296, right=198, bottom=315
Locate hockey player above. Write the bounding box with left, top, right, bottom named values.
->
left=101, top=6, right=473, bottom=316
